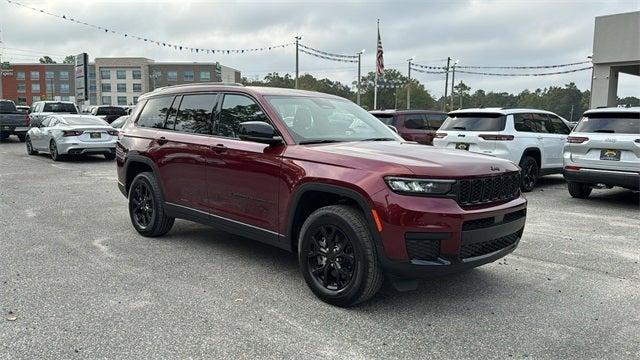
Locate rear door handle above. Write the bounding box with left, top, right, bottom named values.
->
left=157, top=136, right=168, bottom=145
left=211, top=144, right=227, bottom=153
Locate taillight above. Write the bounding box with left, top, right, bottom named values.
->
left=25, top=114, right=31, bottom=126
left=567, top=136, right=589, bottom=144
left=434, top=132, right=447, bottom=139
left=564, top=165, right=580, bottom=171
left=479, top=134, right=514, bottom=141
left=62, top=130, right=83, bottom=137
left=107, top=130, right=118, bottom=136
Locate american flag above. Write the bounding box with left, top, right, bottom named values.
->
left=376, top=25, right=384, bottom=76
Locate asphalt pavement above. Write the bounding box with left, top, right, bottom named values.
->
left=1, top=137, right=639, bottom=359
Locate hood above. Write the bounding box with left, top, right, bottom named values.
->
left=290, top=141, right=519, bottom=178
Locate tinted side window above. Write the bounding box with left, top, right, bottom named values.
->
left=174, top=94, right=217, bottom=134
left=137, top=96, right=174, bottom=128
left=163, top=96, right=180, bottom=130
left=426, top=114, right=445, bottom=130
left=404, top=114, right=426, bottom=129
left=217, top=94, right=268, bottom=138
left=514, top=113, right=549, bottom=133
left=547, top=114, right=570, bottom=135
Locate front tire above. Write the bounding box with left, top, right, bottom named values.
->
left=26, top=136, right=38, bottom=155
left=568, top=181, right=592, bottom=199
left=104, top=152, right=116, bottom=160
left=298, top=205, right=383, bottom=307
left=519, top=156, right=539, bottom=192
left=128, top=172, right=174, bottom=237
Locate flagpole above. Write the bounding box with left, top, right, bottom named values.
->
left=374, top=19, right=379, bottom=110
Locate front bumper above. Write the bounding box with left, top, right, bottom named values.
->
left=563, top=167, right=640, bottom=190
left=371, top=190, right=527, bottom=277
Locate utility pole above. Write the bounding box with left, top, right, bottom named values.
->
left=442, top=57, right=451, bottom=112
left=570, top=104, right=574, bottom=122
left=459, top=81, right=463, bottom=109
left=357, top=49, right=364, bottom=106
left=406, top=57, right=414, bottom=109
left=450, top=59, right=458, bottom=110
left=295, top=35, right=301, bottom=89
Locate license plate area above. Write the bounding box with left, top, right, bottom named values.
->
left=456, top=142, right=470, bottom=150
left=600, top=149, right=620, bottom=161
left=90, top=132, right=101, bottom=139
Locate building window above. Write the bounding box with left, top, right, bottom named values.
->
left=89, top=70, right=96, bottom=80
left=183, top=71, right=194, bottom=81
left=17, top=96, right=27, bottom=105
left=32, top=96, right=41, bottom=102
left=31, top=83, right=41, bottom=92
left=100, top=69, right=110, bottom=79
left=17, top=83, right=26, bottom=93
left=167, top=71, right=177, bottom=81
left=89, top=84, right=96, bottom=92
left=117, top=96, right=128, bottom=105
left=101, top=96, right=112, bottom=105
left=16, top=71, right=25, bottom=80
left=117, top=83, right=127, bottom=93
left=90, top=94, right=97, bottom=105
left=133, top=96, right=139, bottom=104
left=60, top=83, right=70, bottom=93
left=101, top=83, right=111, bottom=92
left=199, top=71, right=210, bottom=81
left=45, top=71, right=55, bottom=80
left=46, top=82, right=54, bottom=92
left=30, top=71, right=40, bottom=80
left=61, top=95, right=70, bottom=101
left=116, top=70, right=126, bottom=80
left=132, top=83, right=142, bottom=92
left=59, top=71, right=69, bottom=80
left=132, top=69, right=141, bottom=80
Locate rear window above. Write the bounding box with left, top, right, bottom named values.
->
left=574, top=112, right=639, bottom=134
left=0, top=100, right=17, bottom=113
left=43, top=102, right=78, bottom=113
left=96, top=107, right=127, bottom=116
left=440, top=113, right=506, bottom=131
left=62, top=117, right=108, bottom=126
left=371, top=113, right=395, bottom=125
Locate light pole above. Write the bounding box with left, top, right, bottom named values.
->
left=406, top=56, right=414, bottom=109
left=450, top=59, right=459, bottom=110
left=357, top=49, right=365, bottom=106
left=294, top=35, right=302, bottom=89
left=442, top=57, right=451, bottom=112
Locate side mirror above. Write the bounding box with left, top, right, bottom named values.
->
left=387, top=125, right=399, bottom=133
left=239, top=121, right=283, bottom=145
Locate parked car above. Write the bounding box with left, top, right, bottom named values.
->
left=91, top=106, right=128, bottom=123
left=29, top=101, right=79, bottom=126
left=370, top=109, right=446, bottom=145
left=26, top=114, right=118, bottom=161
left=0, top=99, right=30, bottom=141
left=117, top=84, right=527, bottom=307
left=563, top=107, right=639, bottom=198
left=433, top=108, right=571, bottom=191
left=110, top=115, right=129, bottom=129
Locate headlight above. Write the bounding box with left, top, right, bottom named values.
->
left=385, top=177, right=454, bottom=195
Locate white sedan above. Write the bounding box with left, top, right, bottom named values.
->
left=26, top=114, right=118, bottom=161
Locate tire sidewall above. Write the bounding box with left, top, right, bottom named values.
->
left=520, top=156, right=538, bottom=192
left=298, top=209, right=370, bottom=304
left=128, top=173, right=159, bottom=234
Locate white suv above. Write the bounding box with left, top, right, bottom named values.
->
left=433, top=108, right=571, bottom=191
left=563, top=107, right=639, bottom=198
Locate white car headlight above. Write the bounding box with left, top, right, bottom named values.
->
left=385, top=177, right=455, bottom=195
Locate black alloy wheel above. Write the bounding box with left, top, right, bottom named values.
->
left=128, top=172, right=174, bottom=237
left=131, top=181, right=155, bottom=229
left=306, top=224, right=356, bottom=291
left=519, top=156, right=538, bottom=192
left=50, top=140, right=61, bottom=161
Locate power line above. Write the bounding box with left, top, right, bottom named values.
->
left=456, top=66, right=593, bottom=77
left=456, top=60, right=592, bottom=69
left=1, top=46, right=67, bottom=57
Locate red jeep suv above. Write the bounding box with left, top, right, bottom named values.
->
left=116, top=84, right=527, bottom=307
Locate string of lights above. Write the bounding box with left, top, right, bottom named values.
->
left=411, top=67, right=447, bottom=74
left=456, top=60, right=592, bottom=69
left=299, top=48, right=359, bottom=63
left=298, top=43, right=358, bottom=59
left=455, top=66, right=593, bottom=77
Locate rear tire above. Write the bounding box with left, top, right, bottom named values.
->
left=298, top=205, right=383, bottom=307
left=0, top=131, right=9, bottom=140
left=17, top=134, right=26, bottom=142
left=104, top=153, right=116, bottom=160
left=519, top=156, right=539, bottom=192
left=26, top=136, right=38, bottom=155
left=568, top=182, right=592, bottom=199
left=128, top=172, right=174, bottom=237
left=50, top=140, right=63, bottom=161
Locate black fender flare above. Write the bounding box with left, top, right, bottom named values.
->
left=519, top=147, right=542, bottom=166
left=123, top=154, right=165, bottom=198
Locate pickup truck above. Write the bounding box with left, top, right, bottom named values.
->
left=0, top=99, right=30, bottom=142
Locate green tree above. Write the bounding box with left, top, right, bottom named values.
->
left=63, top=55, right=75, bottom=64
left=39, top=56, right=56, bottom=64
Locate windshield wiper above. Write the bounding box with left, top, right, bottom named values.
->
left=452, top=126, right=467, bottom=130
left=361, top=137, right=396, bottom=142
left=298, top=139, right=343, bottom=145
left=593, top=129, right=615, bottom=133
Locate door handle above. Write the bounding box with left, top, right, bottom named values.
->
left=211, top=144, right=227, bottom=153
left=157, top=136, right=168, bottom=145
left=537, top=136, right=544, bottom=140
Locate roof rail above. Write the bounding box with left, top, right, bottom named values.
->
left=153, top=82, right=245, bottom=92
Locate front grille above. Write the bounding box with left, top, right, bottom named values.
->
left=457, top=172, right=521, bottom=206
left=462, top=208, right=527, bottom=231
left=460, top=232, right=520, bottom=259
left=406, top=239, right=440, bottom=261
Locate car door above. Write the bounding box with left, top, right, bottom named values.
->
left=146, top=94, right=214, bottom=213
left=32, top=116, right=52, bottom=149
left=206, top=93, right=283, bottom=237
left=400, top=114, right=428, bottom=144
left=514, top=113, right=547, bottom=166
left=545, top=114, right=571, bottom=169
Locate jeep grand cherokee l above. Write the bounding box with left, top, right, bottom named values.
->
left=116, top=84, right=527, bottom=307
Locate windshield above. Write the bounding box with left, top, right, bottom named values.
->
left=62, top=116, right=108, bottom=126
left=266, top=96, right=400, bottom=143
left=96, top=107, right=127, bottom=116
left=574, top=113, right=639, bottom=134
left=43, top=102, right=78, bottom=113
left=440, top=113, right=506, bottom=131
left=371, top=113, right=395, bottom=125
